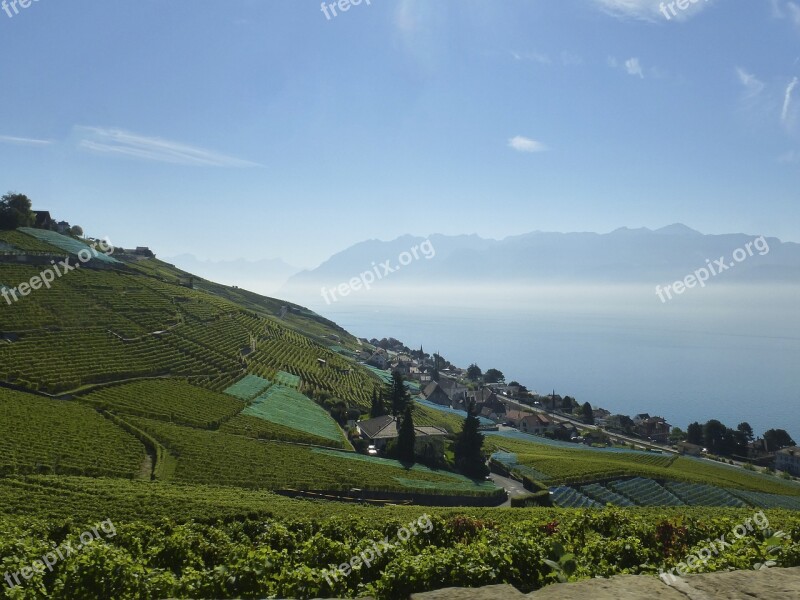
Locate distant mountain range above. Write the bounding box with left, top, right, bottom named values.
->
left=281, top=225, right=800, bottom=297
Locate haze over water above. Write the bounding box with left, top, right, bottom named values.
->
left=304, top=283, right=800, bottom=440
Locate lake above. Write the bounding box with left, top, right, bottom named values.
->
left=297, top=283, right=800, bottom=441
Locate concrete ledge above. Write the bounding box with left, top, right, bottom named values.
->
left=405, top=566, right=800, bottom=600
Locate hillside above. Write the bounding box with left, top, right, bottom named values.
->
left=0, top=228, right=490, bottom=502
left=1, top=227, right=799, bottom=599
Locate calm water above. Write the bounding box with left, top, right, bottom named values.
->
left=301, top=283, right=800, bottom=440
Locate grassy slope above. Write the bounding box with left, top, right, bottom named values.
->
left=486, top=435, right=800, bottom=497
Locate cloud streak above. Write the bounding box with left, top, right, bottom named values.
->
left=0, top=135, right=54, bottom=147
left=508, top=136, right=547, bottom=153
left=782, top=77, right=799, bottom=128
left=736, top=67, right=765, bottom=100
left=75, top=127, right=260, bottom=168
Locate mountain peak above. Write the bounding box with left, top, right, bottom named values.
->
left=654, top=223, right=703, bottom=236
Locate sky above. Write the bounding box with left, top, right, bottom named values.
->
left=1, top=0, right=799, bottom=268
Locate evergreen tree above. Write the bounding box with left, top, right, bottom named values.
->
left=687, top=422, right=703, bottom=445
left=369, top=389, right=386, bottom=418
left=581, top=402, right=594, bottom=425
left=454, top=401, right=489, bottom=478
left=397, top=403, right=416, bottom=464
left=388, top=370, right=410, bottom=416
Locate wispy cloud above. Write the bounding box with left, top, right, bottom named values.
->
left=772, top=0, right=800, bottom=27
left=782, top=77, right=799, bottom=129
left=508, top=136, right=547, bottom=153
left=790, top=2, right=800, bottom=26
left=75, top=127, right=260, bottom=167
left=625, top=57, right=645, bottom=78
left=511, top=51, right=552, bottom=65
left=0, top=135, right=54, bottom=147
left=736, top=67, right=765, bottom=100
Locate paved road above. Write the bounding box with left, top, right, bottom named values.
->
left=501, top=396, right=678, bottom=454
left=487, top=472, right=529, bottom=507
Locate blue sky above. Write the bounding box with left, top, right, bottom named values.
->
left=1, top=0, right=799, bottom=267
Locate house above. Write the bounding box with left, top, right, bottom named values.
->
left=390, top=361, right=410, bottom=376
left=366, top=351, right=388, bottom=369
left=520, top=413, right=553, bottom=436
left=479, top=406, right=503, bottom=423
left=504, top=409, right=532, bottom=427
left=438, top=377, right=468, bottom=402
left=776, top=447, right=800, bottom=476
left=421, top=382, right=451, bottom=407
left=135, top=246, right=155, bottom=258
left=634, top=416, right=671, bottom=443
left=677, top=441, right=704, bottom=456
left=356, top=415, right=447, bottom=459
left=33, top=211, right=54, bottom=230
left=467, top=388, right=504, bottom=413
left=558, top=423, right=580, bottom=439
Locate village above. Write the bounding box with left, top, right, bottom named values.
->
left=353, top=337, right=800, bottom=478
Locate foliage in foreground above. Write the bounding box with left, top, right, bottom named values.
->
left=0, top=508, right=798, bottom=599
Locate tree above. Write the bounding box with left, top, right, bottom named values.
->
left=484, top=369, right=505, bottom=384
left=397, top=403, right=416, bottom=464
left=581, top=402, right=594, bottom=425
left=369, top=389, right=386, bottom=418
left=669, top=427, right=687, bottom=444
left=764, top=429, right=796, bottom=452
left=0, top=192, right=35, bottom=230
left=737, top=422, right=754, bottom=443
left=69, top=225, right=84, bottom=237
left=329, top=400, right=348, bottom=427
left=466, top=364, right=482, bottom=382
left=432, top=353, right=440, bottom=382
left=703, top=420, right=727, bottom=454
left=454, top=401, right=490, bottom=479
left=388, top=371, right=410, bottom=416
left=687, top=422, right=703, bottom=445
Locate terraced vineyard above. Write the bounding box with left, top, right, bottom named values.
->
left=0, top=229, right=64, bottom=253
left=126, top=416, right=499, bottom=497
left=550, top=486, right=602, bottom=508
left=80, top=379, right=246, bottom=428
left=486, top=433, right=800, bottom=497
left=580, top=483, right=636, bottom=506
left=18, top=227, right=120, bottom=264
left=223, top=374, right=273, bottom=401
left=237, top=384, right=347, bottom=446
left=664, top=481, right=748, bottom=507
left=608, top=477, right=685, bottom=506
left=0, top=387, right=144, bottom=478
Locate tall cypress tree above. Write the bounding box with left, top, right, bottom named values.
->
left=370, top=389, right=386, bottom=418
left=454, top=401, right=489, bottom=478
left=397, top=403, right=416, bottom=464
left=389, top=370, right=410, bottom=416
